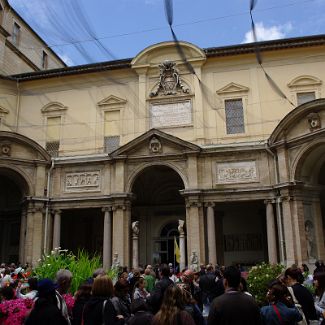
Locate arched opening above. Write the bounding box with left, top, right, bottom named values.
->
left=295, top=142, right=325, bottom=263
left=0, top=169, right=28, bottom=264
left=131, top=165, right=185, bottom=266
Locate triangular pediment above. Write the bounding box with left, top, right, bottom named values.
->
left=41, top=102, right=67, bottom=113
left=97, top=95, right=127, bottom=107
left=288, top=75, right=322, bottom=88
left=110, top=129, right=200, bottom=158
left=0, top=106, right=9, bottom=114
left=216, top=82, right=249, bottom=95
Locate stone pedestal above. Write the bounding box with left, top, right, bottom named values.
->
left=102, top=207, right=112, bottom=270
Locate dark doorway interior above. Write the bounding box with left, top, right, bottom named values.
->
left=61, top=208, right=103, bottom=257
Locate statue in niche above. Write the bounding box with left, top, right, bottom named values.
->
left=190, top=251, right=199, bottom=272
left=150, top=60, right=189, bottom=97
left=149, top=136, right=162, bottom=154
left=305, top=220, right=316, bottom=261
left=178, top=220, right=185, bottom=236
left=112, top=252, right=120, bottom=269
left=132, top=221, right=139, bottom=237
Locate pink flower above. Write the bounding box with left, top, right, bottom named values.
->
left=62, top=294, right=75, bottom=312
left=0, top=298, right=33, bottom=325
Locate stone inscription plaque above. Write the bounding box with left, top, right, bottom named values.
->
left=65, top=171, right=100, bottom=192
left=216, top=161, right=258, bottom=184
left=150, top=100, right=192, bottom=128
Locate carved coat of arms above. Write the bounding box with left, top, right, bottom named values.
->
left=150, top=60, right=189, bottom=97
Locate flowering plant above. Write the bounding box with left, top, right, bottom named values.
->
left=0, top=298, right=33, bottom=325
left=62, top=294, right=75, bottom=313
left=247, top=263, right=285, bottom=305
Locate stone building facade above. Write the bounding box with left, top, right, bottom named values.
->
left=0, top=34, right=325, bottom=269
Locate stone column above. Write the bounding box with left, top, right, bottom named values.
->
left=112, top=202, right=131, bottom=267
left=313, top=199, right=325, bottom=261
left=52, top=210, right=62, bottom=250
left=206, top=202, right=217, bottom=265
left=19, top=208, right=27, bottom=264
left=178, top=220, right=186, bottom=271
left=24, top=205, right=35, bottom=265
left=132, top=221, right=139, bottom=269
left=102, top=207, right=112, bottom=270
left=282, top=197, right=296, bottom=266
left=265, top=200, right=277, bottom=264
left=32, top=206, right=44, bottom=265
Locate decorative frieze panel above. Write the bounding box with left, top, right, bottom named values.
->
left=216, top=161, right=258, bottom=184
left=65, top=171, right=101, bottom=192
left=150, top=100, right=192, bottom=128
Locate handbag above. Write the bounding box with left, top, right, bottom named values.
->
left=272, top=304, right=284, bottom=325
left=287, top=286, right=308, bottom=325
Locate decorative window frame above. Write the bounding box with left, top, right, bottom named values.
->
left=216, top=82, right=249, bottom=137
left=97, top=95, right=126, bottom=150
left=41, top=102, right=68, bottom=145
left=287, top=75, right=322, bottom=106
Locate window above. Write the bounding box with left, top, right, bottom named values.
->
left=12, top=22, right=20, bottom=45
left=104, top=111, right=120, bottom=153
left=46, top=116, right=61, bottom=156
left=42, top=51, right=48, bottom=69
left=297, top=92, right=316, bottom=106
left=225, top=99, right=245, bottom=134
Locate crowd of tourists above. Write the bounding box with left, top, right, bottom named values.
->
left=1, top=261, right=325, bottom=324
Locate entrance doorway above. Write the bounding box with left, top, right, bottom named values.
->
left=131, top=165, right=185, bottom=266
left=0, top=172, right=26, bottom=263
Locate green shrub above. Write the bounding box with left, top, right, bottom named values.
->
left=247, top=263, right=285, bottom=305
left=33, top=248, right=103, bottom=293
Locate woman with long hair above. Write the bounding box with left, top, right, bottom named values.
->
left=82, top=275, right=124, bottom=325
left=152, top=285, right=195, bottom=325
left=314, top=272, right=325, bottom=321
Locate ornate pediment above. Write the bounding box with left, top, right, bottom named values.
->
left=216, top=82, right=249, bottom=95
left=287, top=75, right=322, bottom=88
left=97, top=95, right=127, bottom=108
left=150, top=60, right=190, bottom=97
left=110, top=128, right=200, bottom=158
left=41, top=102, right=67, bottom=113
left=0, top=106, right=9, bottom=115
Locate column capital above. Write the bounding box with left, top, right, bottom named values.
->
left=282, top=196, right=291, bottom=202
left=205, top=202, right=215, bottom=208
left=112, top=204, right=127, bottom=211
left=52, top=209, right=62, bottom=215
left=102, top=206, right=112, bottom=213
left=186, top=201, right=202, bottom=209
left=264, top=199, right=275, bottom=205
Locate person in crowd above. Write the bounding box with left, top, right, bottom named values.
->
left=25, top=278, right=69, bottom=325
left=129, top=269, right=141, bottom=294
left=285, top=266, right=318, bottom=323
left=169, top=264, right=178, bottom=283
left=182, top=269, right=203, bottom=311
left=56, top=269, right=73, bottom=324
left=0, top=268, right=13, bottom=287
left=199, top=264, right=206, bottom=276
left=111, top=277, right=132, bottom=321
left=82, top=275, right=124, bottom=325
left=152, top=285, right=196, bottom=325
left=147, top=263, right=175, bottom=314
left=127, top=298, right=153, bottom=325
left=314, top=272, right=325, bottom=321
left=144, top=268, right=155, bottom=293
left=0, top=285, right=15, bottom=301
left=133, top=278, right=149, bottom=300
left=16, top=277, right=38, bottom=300
left=207, top=265, right=261, bottom=325
left=315, top=261, right=325, bottom=276
left=72, top=282, right=92, bottom=325
left=240, top=276, right=252, bottom=296
left=260, top=280, right=302, bottom=324
left=178, top=283, right=205, bottom=325
left=199, top=264, right=220, bottom=315
left=301, top=264, right=314, bottom=286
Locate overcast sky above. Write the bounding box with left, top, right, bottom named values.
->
left=8, top=0, right=325, bottom=66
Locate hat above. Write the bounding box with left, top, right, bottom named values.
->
left=37, top=279, right=56, bottom=296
